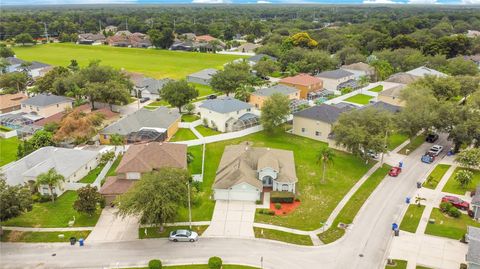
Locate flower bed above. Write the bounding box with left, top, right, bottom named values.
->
left=269, top=201, right=301, bottom=215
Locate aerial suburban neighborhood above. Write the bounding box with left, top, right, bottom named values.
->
left=0, top=3, right=480, bottom=269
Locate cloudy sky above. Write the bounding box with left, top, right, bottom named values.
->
left=2, top=0, right=480, bottom=6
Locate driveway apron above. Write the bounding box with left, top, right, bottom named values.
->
left=203, top=200, right=255, bottom=238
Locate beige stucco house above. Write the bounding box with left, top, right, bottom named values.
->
left=249, top=84, right=300, bottom=109
left=315, top=69, right=356, bottom=93
left=21, top=93, right=73, bottom=118
left=377, top=85, right=407, bottom=107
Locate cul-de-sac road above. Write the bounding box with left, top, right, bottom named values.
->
left=0, top=136, right=451, bottom=269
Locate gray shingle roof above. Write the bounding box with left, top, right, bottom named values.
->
left=293, top=104, right=349, bottom=123
left=199, top=97, right=252, bottom=114
left=6, top=57, right=23, bottom=65
left=467, top=227, right=480, bottom=264
left=188, top=68, right=218, bottom=80
left=28, top=61, right=51, bottom=70
left=316, top=69, right=354, bottom=79
left=248, top=54, right=277, bottom=63
left=360, top=101, right=402, bottom=113
left=253, top=84, right=298, bottom=97
left=21, top=94, right=72, bottom=107
left=138, top=78, right=171, bottom=94
left=5, top=57, right=50, bottom=70
left=101, top=107, right=180, bottom=136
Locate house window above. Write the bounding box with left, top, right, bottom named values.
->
left=104, top=134, right=108, bottom=139
left=247, top=108, right=251, bottom=112
left=315, top=131, right=321, bottom=136
left=42, top=187, right=49, bottom=193
left=301, top=128, right=306, bottom=133
left=282, top=184, right=289, bottom=191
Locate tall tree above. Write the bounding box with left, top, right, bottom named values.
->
left=455, top=148, right=480, bottom=170
left=253, top=59, right=279, bottom=78
left=0, top=72, right=28, bottom=94
left=109, top=133, right=125, bottom=150
left=317, top=146, right=335, bottom=184
left=0, top=176, right=33, bottom=221
left=36, top=168, right=65, bottom=202
left=260, top=93, right=290, bottom=133
left=14, top=33, right=35, bottom=45
left=210, top=62, right=252, bottom=96
left=0, top=45, right=14, bottom=58
left=159, top=80, right=199, bottom=113
left=34, top=66, right=71, bottom=93
left=74, top=185, right=103, bottom=216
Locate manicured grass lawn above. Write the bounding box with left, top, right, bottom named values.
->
left=318, top=164, right=391, bottom=243
left=385, top=260, right=407, bottom=269
left=398, top=134, right=426, bottom=155
left=0, top=230, right=91, bottom=243
left=13, top=43, right=243, bottom=79
left=416, top=266, right=433, bottom=269
left=78, top=163, right=106, bottom=183
left=190, top=83, right=214, bottom=97
left=181, top=114, right=200, bottom=122
left=442, top=167, right=480, bottom=195
left=139, top=225, right=208, bottom=239
left=399, top=205, right=425, bottom=233
left=422, top=164, right=451, bottom=190
left=425, top=208, right=480, bottom=240
left=188, top=145, right=203, bottom=175
left=0, top=137, right=19, bottom=166
left=387, top=132, right=409, bottom=151
left=368, top=85, right=384, bottom=93
left=123, top=265, right=258, bottom=269
left=253, top=227, right=313, bottom=246
left=195, top=125, right=221, bottom=137
left=344, top=94, right=373, bottom=105
left=1, top=191, right=100, bottom=228
left=106, top=154, right=123, bottom=177
left=148, top=100, right=170, bottom=107
left=170, top=128, right=198, bottom=142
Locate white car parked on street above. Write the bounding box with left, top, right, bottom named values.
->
left=169, top=230, right=198, bottom=242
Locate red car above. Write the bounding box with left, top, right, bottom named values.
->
left=389, top=167, right=402, bottom=177
left=441, top=195, right=470, bottom=210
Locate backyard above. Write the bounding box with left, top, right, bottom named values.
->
left=78, top=163, right=106, bottom=183
left=170, top=128, right=198, bottom=142
left=344, top=94, right=373, bottom=105
left=368, top=85, right=384, bottom=93
left=13, top=43, right=243, bottom=79
left=422, top=164, right=451, bottom=189
left=188, top=145, right=203, bottom=175
left=399, top=205, right=425, bottom=233
left=385, top=260, right=408, bottom=269
left=442, top=167, right=480, bottom=195
left=195, top=125, right=221, bottom=137
left=0, top=137, right=19, bottom=166
left=425, top=208, right=480, bottom=240
left=181, top=114, right=200, bottom=122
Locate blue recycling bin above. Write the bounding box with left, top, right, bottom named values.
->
left=399, top=161, right=403, bottom=168
left=406, top=197, right=411, bottom=204
left=79, top=238, right=84, bottom=247
left=392, top=223, right=398, bottom=231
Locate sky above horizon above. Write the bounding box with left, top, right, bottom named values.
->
left=3, top=0, right=480, bottom=6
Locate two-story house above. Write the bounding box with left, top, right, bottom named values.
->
left=316, top=69, right=356, bottom=94
left=279, top=73, right=323, bottom=99
left=21, top=93, right=73, bottom=118
left=249, top=84, right=300, bottom=109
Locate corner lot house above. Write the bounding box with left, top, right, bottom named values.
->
left=316, top=69, right=356, bottom=93
left=213, top=144, right=298, bottom=202
left=198, top=97, right=258, bottom=132
left=186, top=68, right=218, bottom=85
left=249, top=84, right=300, bottom=109
left=377, top=84, right=407, bottom=107
left=1, top=147, right=99, bottom=196
left=341, top=62, right=375, bottom=79
left=99, top=142, right=187, bottom=203
left=0, top=93, right=28, bottom=113
left=99, top=107, right=180, bottom=144
left=466, top=226, right=480, bottom=269
left=21, top=93, right=73, bottom=118
left=279, top=73, right=323, bottom=99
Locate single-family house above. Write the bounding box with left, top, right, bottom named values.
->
left=249, top=84, right=300, bottom=109
left=105, top=25, right=118, bottom=33
left=341, top=62, right=375, bottom=79
left=106, top=31, right=151, bottom=48
left=472, top=185, right=480, bottom=220
left=0, top=93, right=28, bottom=114
left=359, top=101, right=402, bottom=114
left=213, top=144, right=298, bottom=201
left=186, top=68, right=218, bottom=85
left=34, top=104, right=118, bottom=127
left=1, top=146, right=99, bottom=196
left=99, top=106, right=180, bottom=144
left=406, top=66, right=448, bottom=78
left=246, top=54, right=277, bottom=66
left=195, top=34, right=218, bottom=43
left=134, top=77, right=171, bottom=99
left=385, top=73, right=419, bottom=85
left=236, top=43, right=261, bottom=53
left=466, top=226, right=480, bottom=269
left=377, top=84, right=407, bottom=107
left=99, top=142, right=187, bottom=203
left=292, top=104, right=351, bottom=143
left=170, top=40, right=197, bottom=51
left=279, top=73, right=323, bottom=99
left=21, top=93, right=73, bottom=118
left=4, top=57, right=51, bottom=78
left=316, top=69, right=356, bottom=93
left=198, top=97, right=258, bottom=133
left=77, top=33, right=106, bottom=45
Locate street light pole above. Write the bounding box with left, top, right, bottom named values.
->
left=187, top=181, right=192, bottom=229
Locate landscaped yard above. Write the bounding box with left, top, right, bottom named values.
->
left=13, top=43, right=244, bottom=79
left=422, top=164, right=451, bottom=189
left=425, top=208, right=480, bottom=240
left=139, top=225, right=208, bottom=239
left=169, top=128, right=198, bottom=142
left=318, top=164, right=391, bottom=243
left=195, top=125, right=221, bottom=137
left=0, top=230, right=91, bottom=243
left=78, top=163, right=106, bottom=183
left=344, top=94, right=373, bottom=105
left=399, top=205, right=425, bottom=233
left=368, top=85, right=384, bottom=93
left=188, top=145, right=203, bottom=175
left=385, top=260, right=408, bottom=269
left=106, top=154, right=123, bottom=177
left=387, top=132, right=409, bottom=151
left=190, top=83, right=215, bottom=97
left=181, top=114, right=200, bottom=122
left=0, top=137, right=19, bottom=166
left=253, top=227, right=313, bottom=246
left=398, top=134, right=426, bottom=155
left=1, top=191, right=101, bottom=228
left=442, top=167, right=480, bottom=195
left=147, top=100, right=170, bottom=107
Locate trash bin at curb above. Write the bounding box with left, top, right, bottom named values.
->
left=69, top=237, right=76, bottom=245
left=391, top=223, right=398, bottom=231
left=394, top=229, right=400, bottom=236
left=417, top=182, right=422, bottom=188
left=79, top=238, right=84, bottom=247
left=406, top=197, right=411, bottom=204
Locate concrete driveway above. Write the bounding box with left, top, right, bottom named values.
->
left=203, top=200, right=255, bottom=238
left=87, top=207, right=139, bottom=243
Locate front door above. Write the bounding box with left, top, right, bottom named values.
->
left=262, top=176, right=273, bottom=186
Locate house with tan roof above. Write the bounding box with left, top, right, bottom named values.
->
left=341, top=62, right=375, bottom=79
left=213, top=144, right=298, bottom=201
left=0, top=93, right=28, bottom=114
left=279, top=73, right=323, bottom=99
left=377, top=84, right=407, bottom=107
left=99, top=142, right=187, bottom=203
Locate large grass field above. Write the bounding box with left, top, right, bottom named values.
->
left=1, top=191, right=100, bottom=228
left=1, top=230, right=91, bottom=243
left=425, top=208, right=480, bottom=240
left=442, top=167, right=480, bottom=195
left=12, top=43, right=244, bottom=79
left=422, top=164, right=451, bottom=190
left=399, top=205, right=425, bottom=233
left=0, top=137, right=19, bottom=167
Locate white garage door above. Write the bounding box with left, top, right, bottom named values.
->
left=214, top=189, right=260, bottom=202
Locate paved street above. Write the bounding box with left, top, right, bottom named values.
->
left=0, top=135, right=454, bottom=269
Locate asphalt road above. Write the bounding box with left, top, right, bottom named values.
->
left=0, top=135, right=452, bottom=269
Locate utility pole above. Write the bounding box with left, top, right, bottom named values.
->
left=125, top=19, right=128, bottom=31
left=43, top=22, right=49, bottom=43
left=173, top=18, right=176, bottom=32
left=187, top=181, right=192, bottom=229
left=381, top=129, right=388, bottom=165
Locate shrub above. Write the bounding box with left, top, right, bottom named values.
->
left=275, top=203, right=282, bottom=210
left=255, top=200, right=263, bottom=205
left=440, top=202, right=452, bottom=213
left=148, top=259, right=162, bottom=269
left=208, top=256, right=222, bottom=269
left=448, top=207, right=461, bottom=218
left=259, top=209, right=275, bottom=215
left=270, top=191, right=295, bottom=203
left=460, top=263, right=467, bottom=269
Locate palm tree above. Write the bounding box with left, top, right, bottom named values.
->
left=36, top=168, right=65, bottom=202
left=359, top=75, right=370, bottom=88
left=415, top=196, right=427, bottom=207
left=317, top=146, right=335, bottom=184
left=110, top=133, right=124, bottom=151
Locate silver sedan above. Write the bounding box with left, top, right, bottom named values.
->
left=168, top=230, right=199, bottom=242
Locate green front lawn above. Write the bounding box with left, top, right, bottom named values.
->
left=78, top=163, right=106, bottom=184
left=0, top=230, right=91, bottom=243
left=398, top=134, right=426, bottom=155
left=318, top=164, right=391, bottom=243
left=13, top=43, right=244, bottom=79
left=195, top=125, right=221, bottom=137
left=442, top=167, right=480, bottom=195
left=368, top=85, right=384, bottom=93
left=387, top=132, right=409, bottom=151
left=188, top=145, right=203, bottom=175
left=425, top=208, right=480, bottom=240
left=148, top=100, right=170, bottom=107
left=170, top=128, right=198, bottom=142
left=139, top=225, right=208, bottom=239
left=0, top=137, right=19, bottom=166
left=422, top=164, right=451, bottom=190
left=344, top=94, right=373, bottom=105
left=253, top=227, right=313, bottom=246
left=181, top=114, right=200, bottom=122
left=399, top=205, right=425, bottom=233
left=385, top=260, right=408, bottom=269
left=1, top=191, right=100, bottom=228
